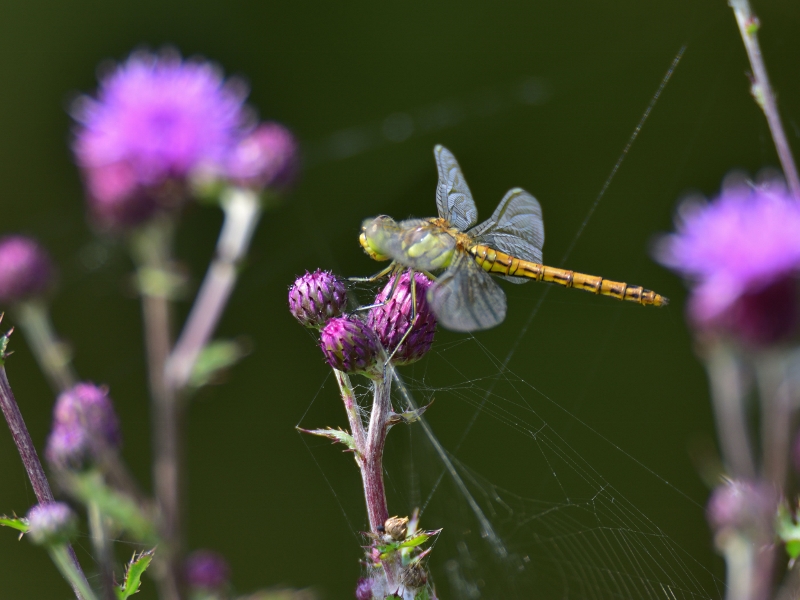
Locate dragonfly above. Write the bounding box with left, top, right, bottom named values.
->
left=359, top=145, right=668, bottom=332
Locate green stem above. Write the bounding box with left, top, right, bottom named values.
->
left=88, top=501, right=115, bottom=600
left=50, top=544, right=99, bottom=600
left=335, top=369, right=366, bottom=454
left=14, top=300, right=76, bottom=393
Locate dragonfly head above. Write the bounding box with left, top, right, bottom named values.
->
left=359, top=216, right=396, bottom=262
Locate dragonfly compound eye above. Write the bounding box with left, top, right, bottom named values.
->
left=359, top=216, right=395, bottom=262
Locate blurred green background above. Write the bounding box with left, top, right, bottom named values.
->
left=1, top=0, right=800, bottom=598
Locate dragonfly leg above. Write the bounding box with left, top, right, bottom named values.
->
left=353, top=266, right=405, bottom=313
left=348, top=263, right=396, bottom=283
left=384, top=271, right=419, bottom=365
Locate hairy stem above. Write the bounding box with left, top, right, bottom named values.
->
left=363, top=371, right=391, bottom=535
left=0, top=362, right=90, bottom=600
left=14, top=300, right=76, bottom=393
left=729, top=0, right=800, bottom=197
left=335, top=369, right=366, bottom=454
left=166, top=188, right=262, bottom=392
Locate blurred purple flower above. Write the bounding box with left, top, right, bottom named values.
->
left=184, top=549, right=229, bottom=590
left=26, top=502, right=77, bottom=546
left=227, top=122, right=299, bottom=191
left=368, top=272, right=436, bottom=365
left=707, top=479, right=776, bottom=537
left=72, top=49, right=252, bottom=228
left=655, top=175, right=800, bottom=345
left=320, top=315, right=381, bottom=375
left=355, top=577, right=374, bottom=600
left=289, top=269, right=347, bottom=328
left=0, top=236, right=54, bottom=305
left=45, top=383, right=121, bottom=469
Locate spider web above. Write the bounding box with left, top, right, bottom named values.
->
left=297, top=47, right=722, bottom=599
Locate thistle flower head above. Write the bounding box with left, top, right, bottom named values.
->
left=289, top=269, right=347, bottom=328
left=319, top=315, right=381, bottom=375
left=355, top=578, right=374, bottom=600
left=0, top=236, right=54, bottom=305
left=72, top=49, right=251, bottom=229
left=227, top=122, right=299, bottom=191
left=367, top=272, right=436, bottom=365
left=45, top=383, right=121, bottom=470
left=655, top=175, right=800, bottom=345
left=184, top=550, right=230, bottom=590
left=706, top=479, right=776, bottom=537
left=26, top=502, right=77, bottom=546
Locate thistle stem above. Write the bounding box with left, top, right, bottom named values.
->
left=49, top=544, right=99, bottom=600
left=0, top=360, right=90, bottom=600
left=729, top=0, right=800, bottom=198
left=755, top=351, right=792, bottom=490
left=88, top=501, right=115, bottom=600
left=335, top=369, right=366, bottom=454
left=362, top=370, right=391, bottom=534
left=166, top=188, right=262, bottom=392
left=14, top=300, right=76, bottom=393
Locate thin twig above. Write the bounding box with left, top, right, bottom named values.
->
left=14, top=300, right=76, bottom=394
left=729, top=0, right=800, bottom=197
left=165, top=188, right=262, bottom=392
left=0, top=350, right=90, bottom=600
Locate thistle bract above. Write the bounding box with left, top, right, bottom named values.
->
left=227, top=122, right=299, bottom=191
left=184, top=549, right=229, bottom=590
left=320, top=315, right=380, bottom=375
left=368, top=272, right=436, bottom=365
left=72, top=49, right=251, bottom=229
left=656, top=174, right=800, bottom=345
left=0, top=236, right=54, bottom=305
left=289, top=269, right=347, bottom=328
left=26, top=502, right=77, bottom=546
left=45, top=383, right=121, bottom=469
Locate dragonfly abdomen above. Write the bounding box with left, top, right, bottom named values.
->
left=469, top=244, right=668, bottom=307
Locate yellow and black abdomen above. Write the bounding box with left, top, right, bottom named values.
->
left=469, top=244, right=668, bottom=307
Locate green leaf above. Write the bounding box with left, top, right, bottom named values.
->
left=387, top=400, right=434, bottom=428
left=787, top=540, right=800, bottom=561
left=66, top=471, right=159, bottom=544
left=189, top=339, right=248, bottom=388
left=0, top=514, right=28, bottom=534
left=414, top=588, right=431, bottom=600
left=296, top=427, right=356, bottom=452
left=398, top=529, right=442, bottom=550
left=116, top=549, right=154, bottom=599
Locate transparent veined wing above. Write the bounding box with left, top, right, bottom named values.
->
left=434, top=145, right=478, bottom=231
left=469, top=187, right=545, bottom=284
left=427, top=251, right=507, bottom=331
left=383, top=219, right=457, bottom=271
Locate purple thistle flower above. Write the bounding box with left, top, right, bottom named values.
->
left=289, top=269, right=347, bottom=328
left=26, top=502, right=77, bottom=546
left=355, top=577, right=374, bottom=600
left=227, top=122, right=300, bottom=191
left=655, top=175, right=800, bottom=345
left=72, top=49, right=252, bottom=229
left=0, top=236, right=54, bottom=305
left=184, top=549, right=230, bottom=590
left=367, top=272, right=436, bottom=365
left=45, top=383, right=121, bottom=470
left=320, top=315, right=381, bottom=375
left=707, top=479, right=776, bottom=537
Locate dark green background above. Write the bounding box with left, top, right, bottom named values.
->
left=1, top=0, right=799, bottom=597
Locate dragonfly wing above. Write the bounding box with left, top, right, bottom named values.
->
left=434, top=145, right=478, bottom=231
left=427, top=252, right=507, bottom=332
left=469, top=187, right=545, bottom=283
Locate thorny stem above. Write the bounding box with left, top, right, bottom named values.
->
left=165, top=188, right=262, bottom=392
left=14, top=300, right=76, bottom=393
left=88, top=501, right=115, bottom=600
left=704, top=341, right=756, bottom=479
left=49, top=544, right=99, bottom=600
left=729, top=0, right=800, bottom=197
left=132, top=218, right=182, bottom=600
left=0, top=358, right=89, bottom=600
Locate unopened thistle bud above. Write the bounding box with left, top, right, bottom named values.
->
left=368, top=272, right=436, bottom=365
left=26, top=502, right=77, bottom=546
left=45, top=383, right=121, bottom=470
left=289, top=269, right=347, bottom=328
left=319, top=315, right=380, bottom=375
left=384, top=516, right=409, bottom=541
left=0, top=236, right=54, bottom=305
left=227, top=122, right=299, bottom=191
left=184, top=549, right=230, bottom=590
left=401, top=562, right=428, bottom=589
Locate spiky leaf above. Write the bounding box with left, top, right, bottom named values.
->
left=387, top=400, right=433, bottom=427
left=116, top=549, right=154, bottom=599
left=296, top=427, right=356, bottom=452
left=0, top=514, right=28, bottom=534
left=189, top=339, right=248, bottom=388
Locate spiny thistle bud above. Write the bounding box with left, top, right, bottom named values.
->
left=184, top=549, right=230, bottom=590
left=45, top=383, right=121, bottom=470
left=319, top=315, right=380, bottom=375
left=227, top=122, right=299, bottom=191
left=384, top=516, right=409, bottom=541
left=0, top=236, right=54, bottom=305
left=289, top=269, right=347, bottom=328
left=401, top=562, right=428, bottom=589
left=367, top=272, right=436, bottom=365
left=26, top=502, right=77, bottom=546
